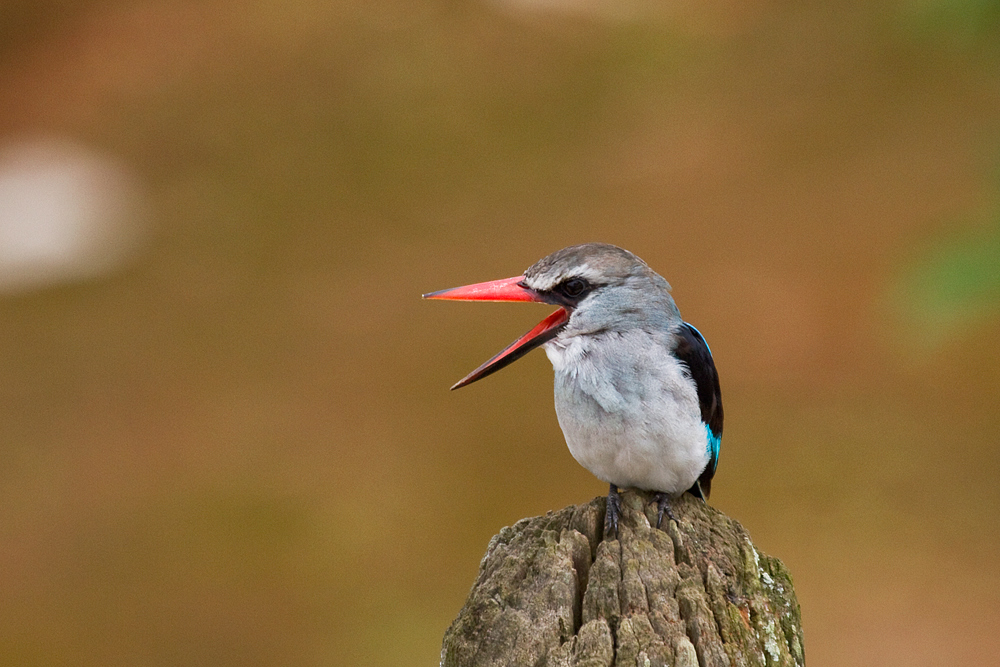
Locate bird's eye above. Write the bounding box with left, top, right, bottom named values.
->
left=559, top=278, right=589, bottom=299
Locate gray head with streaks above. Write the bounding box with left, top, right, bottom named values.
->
left=521, top=243, right=681, bottom=337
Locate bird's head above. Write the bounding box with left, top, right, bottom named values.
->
left=424, top=243, right=679, bottom=389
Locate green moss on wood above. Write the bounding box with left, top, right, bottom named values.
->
left=441, top=491, right=804, bottom=667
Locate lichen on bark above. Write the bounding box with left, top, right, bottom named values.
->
left=441, top=490, right=804, bottom=667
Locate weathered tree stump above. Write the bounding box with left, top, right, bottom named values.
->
left=441, top=490, right=804, bottom=667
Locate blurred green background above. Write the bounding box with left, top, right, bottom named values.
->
left=1, top=1, right=999, bottom=665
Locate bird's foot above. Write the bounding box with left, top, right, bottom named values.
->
left=604, top=483, right=621, bottom=540
left=653, top=492, right=676, bottom=529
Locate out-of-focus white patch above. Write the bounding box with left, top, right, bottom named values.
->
left=0, top=137, right=147, bottom=294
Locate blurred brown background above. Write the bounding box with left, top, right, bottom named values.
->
left=1, top=1, right=999, bottom=665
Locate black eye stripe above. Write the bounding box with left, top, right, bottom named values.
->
left=564, top=279, right=585, bottom=296
left=556, top=277, right=590, bottom=299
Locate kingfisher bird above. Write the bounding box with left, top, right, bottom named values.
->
left=424, top=243, right=722, bottom=538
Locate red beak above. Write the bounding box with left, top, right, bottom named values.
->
left=423, top=276, right=569, bottom=389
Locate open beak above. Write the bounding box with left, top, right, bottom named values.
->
left=423, top=276, right=569, bottom=389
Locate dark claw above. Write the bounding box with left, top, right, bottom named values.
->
left=604, top=483, right=621, bottom=540
left=653, top=492, right=676, bottom=529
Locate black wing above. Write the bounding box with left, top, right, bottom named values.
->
left=672, top=322, right=723, bottom=500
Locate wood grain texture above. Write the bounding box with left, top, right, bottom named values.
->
left=442, top=490, right=804, bottom=667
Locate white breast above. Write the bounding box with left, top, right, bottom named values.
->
left=544, top=331, right=709, bottom=495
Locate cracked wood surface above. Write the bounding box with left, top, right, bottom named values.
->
left=441, top=490, right=804, bottom=667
